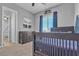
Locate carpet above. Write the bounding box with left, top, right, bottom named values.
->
left=0, top=42, right=33, bottom=56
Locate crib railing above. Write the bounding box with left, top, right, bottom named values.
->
left=33, top=32, right=79, bottom=56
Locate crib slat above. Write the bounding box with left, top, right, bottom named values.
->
left=52, top=38, right=54, bottom=55
left=42, top=37, right=45, bottom=54
left=45, top=37, right=47, bottom=54
left=50, top=38, right=52, bottom=56
left=64, top=40, right=66, bottom=56
left=48, top=37, right=50, bottom=55
left=62, top=39, right=64, bottom=56
left=68, top=40, right=70, bottom=56
left=53, top=38, right=55, bottom=56
left=59, top=39, right=62, bottom=56
left=74, top=41, right=77, bottom=56
left=51, top=38, right=53, bottom=56
left=55, top=38, right=57, bottom=56
left=73, top=40, right=75, bottom=56
left=49, top=38, right=51, bottom=56
left=71, top=40, right=74, bottom=56
left=77, top=40, right=79, bottom=56
left=56, top=39, right=58, bottom=56
left=58, top=39, right=60, bottom=56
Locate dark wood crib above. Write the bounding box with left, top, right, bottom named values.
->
left=33, top=26, right=79, bottom=56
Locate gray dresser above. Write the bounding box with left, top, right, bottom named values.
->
left=19, top=31, right=33, bottom=44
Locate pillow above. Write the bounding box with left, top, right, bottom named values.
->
left=74, top=15, right=79, bottom=33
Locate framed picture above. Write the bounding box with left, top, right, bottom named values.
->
left=23, top=24, right=27, bottom=28
left=23, top=17, right=32, bottom=28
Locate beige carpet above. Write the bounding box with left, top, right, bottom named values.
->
left=0, top=42, right=33, bottom=56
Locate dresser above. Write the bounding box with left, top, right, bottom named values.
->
left=19, top=31, right=33, bottom=44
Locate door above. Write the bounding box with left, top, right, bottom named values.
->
left=2, top=15, right=10, bottom=46
left=2, top=6, right=18, bottom=47
left=11, top=13, right=16, bottom=43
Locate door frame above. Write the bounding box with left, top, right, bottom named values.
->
left=2, top=6, right=18, bottom=47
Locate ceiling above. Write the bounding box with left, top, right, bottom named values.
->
left=16, top=3, right=61, bottom=14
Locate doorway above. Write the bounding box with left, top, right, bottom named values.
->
left=2, top=6, right=18, bottom=47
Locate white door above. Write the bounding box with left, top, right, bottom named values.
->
left=11, top=13, right=16, bottom=43
left=2, top=16, right=10, bottom=46
left=2, top=6, right=18, bottom=47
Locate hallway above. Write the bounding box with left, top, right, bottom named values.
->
left=0, top=42, right=33, bottom=56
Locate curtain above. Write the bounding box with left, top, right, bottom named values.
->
left=39, top=15, right=43, bottom=32
left=53, top=11, right=57, bottom=28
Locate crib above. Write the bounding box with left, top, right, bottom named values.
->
left=33, top=26, right=79, bottom=56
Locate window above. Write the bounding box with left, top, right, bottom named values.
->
left=42, top=15, right=53, bottom=32
left=39, top=11, right=57, bottom=32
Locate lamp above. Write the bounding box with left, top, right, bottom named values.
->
left=44, top=9, right=52, bottom=14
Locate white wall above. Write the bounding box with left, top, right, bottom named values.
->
left=1, top=3, right=35, bottom=32
left=75, top=4, right=79, bottom=16
left=34, top=3, right=75, bottom=32
left=74, top=4, right=79, bottom=26
left=0, top=4, right=2, bottom=46
left=0, top=3, right=35, bottom=45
